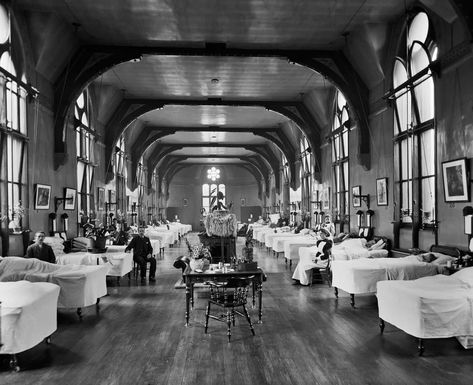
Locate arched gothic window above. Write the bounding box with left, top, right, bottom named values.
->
left=331, top=89, right=350, bottom=225
left=75, top=90, right=95, bottom=221
left=300, top=136, right=312, bottom=213
left=0, top=4, right=28, bottom=225
left=391, top=11, right=437, bottom=249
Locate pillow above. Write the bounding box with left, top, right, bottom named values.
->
left=430, top=253, right=456, bottom=265
left=300, top=228, right=310, bottom=235
left=416, top=253, right=437, bottom=263
left=452, top=267, right=473, bottom=286
left=369, top=239, right=385, bottom=250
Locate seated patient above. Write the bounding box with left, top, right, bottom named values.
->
left=292, top=229, right=333, bottom=285
left=26, top=231, right=56, bottom=263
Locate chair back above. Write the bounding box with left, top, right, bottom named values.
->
left=209, top=276, right=254, bottom=307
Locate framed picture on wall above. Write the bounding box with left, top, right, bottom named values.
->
left=352, top=186, right=361, bottom=207
left=442, top=158, right=470, bottom=202
left=64, top=188, right=76, bottom=210
left=97, top=187, right=105, bottom=210
left=241, top=198, right=245, bottom=206
left=34, top=184, right=51, bottom=210
left=376, top=178, right=388, bottom=206
left=183, top=198, right=188, bottom=207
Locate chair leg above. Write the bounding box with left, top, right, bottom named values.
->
left=205, top=302, right=210, bottom=333
left=242, top=304, right=255, bottom=336
left=226, top=310, right=232, bottom=342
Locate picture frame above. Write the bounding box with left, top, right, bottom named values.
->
left=240, top=198, right=245, bottom=206
left=34, top=184, right=51, bottom=210
left=442, top=158, right=470, bottom=202
left=352, top=186, right=361, bottom=207
left=376, top=178, right=388, bottom=206
left=64, top=188, right=76, bottom=210
left=183, top=198, right=188, bottom=207
left=322, top=187, right=330, bottom=210
left=97, top=187, right=105, bottom=210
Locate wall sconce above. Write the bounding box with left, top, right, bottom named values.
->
left=61, top=213, right=69, bottom=232
left=49, top=213, right=57, bottom=233
left=366, top=209, right=375, bottom=228
left=463, top=206, right=473, bottom=235
left=356, top=210, right=364, bottom=227
left=353, top=193, right=371, bottom=209
left=311, top=200, right=322, bottom=210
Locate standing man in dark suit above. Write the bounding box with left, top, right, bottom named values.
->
left=26, top=231, right=56, bottom=263
left=125, top=226, right=156, bottom=282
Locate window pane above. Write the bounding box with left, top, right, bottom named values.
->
left=343, top=161, right=348, bottom=190
left=342, top=130, right=348, bottom=158
left=202, top=184, right=209, bottom=195
left=421, top=177, right=435, bottom=225
left=219, top=184, right=225, bottom=196
left=401, top=139, right=409, bottom=179
left=420, top=129, right=434, bottom=176
left=210, top=184, right=217, bottom=196
left=401, top=181, right=412, bottom=223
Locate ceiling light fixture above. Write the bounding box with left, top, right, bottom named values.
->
left=207, top=166, right=220, bottom=181
left=211, top=78, right=219, bottom=84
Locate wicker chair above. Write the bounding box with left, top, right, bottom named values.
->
left=204, top=276, right=255, bottom=341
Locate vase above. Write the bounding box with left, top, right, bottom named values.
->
left=94, top=236, right=108, bottom=250
left=189, top=258, right=209, bottom=271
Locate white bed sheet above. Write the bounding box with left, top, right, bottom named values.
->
left=377, top=274, right=473, bottom=339
left=283, top=238, right=318, bottom=262
left=0, top=281, right=60, bottom=354
left=0, top=257, right=108, bottom=308
left=331, top=238, right=388, bottom=261
left=146, top=230, right=175, bottom=247
left=264, top=231, right=296, bottom=248
left=56, top=246, right=134, bottom=277
left=332, top=255, right=440, bottom=294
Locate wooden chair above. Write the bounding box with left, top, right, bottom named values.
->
left=204, top=276, right=255, bottom=342
left=311, top=258, right=332, bottom=287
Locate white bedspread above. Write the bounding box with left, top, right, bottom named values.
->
left=56, top=246, right=134, bottom=277
left=264, top=231, right=295, bottom=248
left=283, top=237, right=318, bottom=261
left=332, top=255, right=440, bottom=294
left=377, top=273, right=473, bottom=339
left=0, top=257, right=108, bottom=308
left=331, top=238, right=388, bottom=261
left=146, top=229, right=175, bottom=247
left=0, top=281, right=60, bottom=354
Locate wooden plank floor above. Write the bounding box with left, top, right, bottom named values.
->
left=1, top=235, right=472, bottom=384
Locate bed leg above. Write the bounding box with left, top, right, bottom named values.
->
left=77, top=307, right=83, bottom=321
left=334, top=287, right=338, bottom=298
left=350, top=294, right=355, bottom=308
left=9, top=354, right=20, bottom=372
left=379, top=319, right=385, bottom=334
left=417, top=339, right=424, bottom=356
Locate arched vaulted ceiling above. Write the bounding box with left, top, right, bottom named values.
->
left=12, top=0, right=469, bottom=190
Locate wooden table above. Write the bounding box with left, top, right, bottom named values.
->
left=183, top=268, right=265, bottom=326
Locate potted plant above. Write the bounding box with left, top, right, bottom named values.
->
left=83, top=221, right=110, bottom=250
left=185, top=236, right=211, bottom=271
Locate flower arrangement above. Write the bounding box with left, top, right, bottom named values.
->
left=83, top=221, right=111, bottom=239
left=185, top=236, right=211, bottom=260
